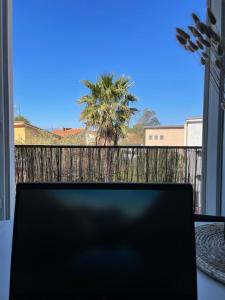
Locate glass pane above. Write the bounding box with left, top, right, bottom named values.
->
left=14, top=0, right=206, bottom=214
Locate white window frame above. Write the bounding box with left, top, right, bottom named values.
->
left=202, top=0, right=225, bottom=216
left=0, top=0, right=14, bottom=220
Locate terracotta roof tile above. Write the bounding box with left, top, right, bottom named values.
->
left=52, top=128, right=84, bottom=137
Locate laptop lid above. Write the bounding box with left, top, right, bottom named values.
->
left=10, top=183, right=197, bottom=300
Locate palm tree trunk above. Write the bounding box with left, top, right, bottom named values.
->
left=113, top=133, right=119, bottom=146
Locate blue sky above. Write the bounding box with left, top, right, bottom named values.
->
left=13, top=0, right=206, bottom=130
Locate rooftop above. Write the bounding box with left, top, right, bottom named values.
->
left=186, top=116, right=203, bottom=121
left=144, top=125, right=184, bottom=129
left=52, top=128, right=84, bottom=137
left=14, top=121, right=61, bottom=139
left=14, top=121, right=42, bottom=131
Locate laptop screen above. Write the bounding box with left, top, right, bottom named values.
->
left=10, top=183, right=197, bottom=300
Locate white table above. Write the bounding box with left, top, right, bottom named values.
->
left=197, top=269, right=225, bottom=299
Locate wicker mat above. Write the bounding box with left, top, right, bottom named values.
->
left=195, top=223, right=225, bottom=284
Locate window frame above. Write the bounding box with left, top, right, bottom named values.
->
left=0, top=0, right=14, bottom=220
left=202, top=0, right=225, bottom=216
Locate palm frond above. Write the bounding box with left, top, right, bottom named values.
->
left=78, top=73, right=138, bottom=145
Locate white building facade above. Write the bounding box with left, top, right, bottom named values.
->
left=184, top=117, right=203, bottom=146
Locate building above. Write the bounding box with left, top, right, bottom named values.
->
left=184, top=117, right=203, bottom=146
left=52, top=128, right=97, bottom=145
left=144, top=125, right=184, bottom=146
left=119, top=133, right=142, bottom=146
left=144, top=117, right=203, bottom=146
left=86, top=131, right=97, bottom=145
left=14, top=121, right=60, bottom=144
left=52, top=128, right=84, bottom=137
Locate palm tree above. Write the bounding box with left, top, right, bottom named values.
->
left=77, top=74, right=138, bottom=145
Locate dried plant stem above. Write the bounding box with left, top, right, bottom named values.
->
left=209, top=78, right=225, bottom=103
left=195, top=51, right=219, bottom=82
left=196, top=48, right=224, bottom=84
left=193, top=52, right=224, bottom=97
left=210, top=64, right=221, bottom=84
left=176, top=8, right=225, bottom=109
left=209, top=72, right=221, bottom=92
left=208, top=67, right=225, bottom=100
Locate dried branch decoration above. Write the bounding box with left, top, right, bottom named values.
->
left=202, top=52, right=208, bottom=59
left=189, top=40, right=199, bottom=51
left=197, top=22, right=208, bottom=35
left=217, top=44, right=224, bottom=56
left=192, top=13, right=200, bottom=24
left=201, top=57, right=206, bottom=65
left=176, top=7, right=225, bottom=110
left=199, top=37, right=211, bottom=48
left=176, top=28, right=190, bottom=40
left=215, top=59, right=223, bottom=70
left=207, top=7, right=217, bottom=25
left=196, top=40, right=204, bottom=50
left=176, top=35, right=187, bottom=45
left=188, top=26, right=201, bottom=38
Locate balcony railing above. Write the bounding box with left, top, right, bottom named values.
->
left=15, top=145, right=202, bottom=212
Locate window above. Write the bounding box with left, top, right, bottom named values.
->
left=12, top=0, right=218, bottom=217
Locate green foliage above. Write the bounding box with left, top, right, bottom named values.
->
left=14, top=115, right=31, bottom=124
left=59, top=131, right=91, bottom=145
left=136, top=109, right=160, bottom=127
left=77, top=73, right=138, bottom=145
left=129, top=109, right=160, bottom=143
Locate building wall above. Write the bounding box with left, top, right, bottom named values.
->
left=25, top=127, right=61, bottom=144
left=119, top=133, right=142, bottom=146
left=145, top=127, right=184, bottom=146
left=14, top=122, right=44, bottom=144
left=14, top=124, right=26, bottom=144
left=25, top=126, right=44, bottom=144
left=185, top=119, right=203, bottom=146
left=86, top=132, right=96, bottom=145
left=14, top=122, right=60, bottom=145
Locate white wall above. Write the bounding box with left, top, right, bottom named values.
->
left=185, top=120, right=203, bottom=146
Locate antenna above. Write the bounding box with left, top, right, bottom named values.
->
left=18, top=103, right=21, bottom=115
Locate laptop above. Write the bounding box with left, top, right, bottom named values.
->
left=10, top=183, right=197, bottom=300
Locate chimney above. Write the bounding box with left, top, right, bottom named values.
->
left=61, top=127, right=71, bottom=131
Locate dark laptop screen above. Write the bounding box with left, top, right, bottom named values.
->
left=10, top=183, right=197, bottom=300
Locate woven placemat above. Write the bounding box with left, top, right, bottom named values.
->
left=195, top=223, right=225, bottom=284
